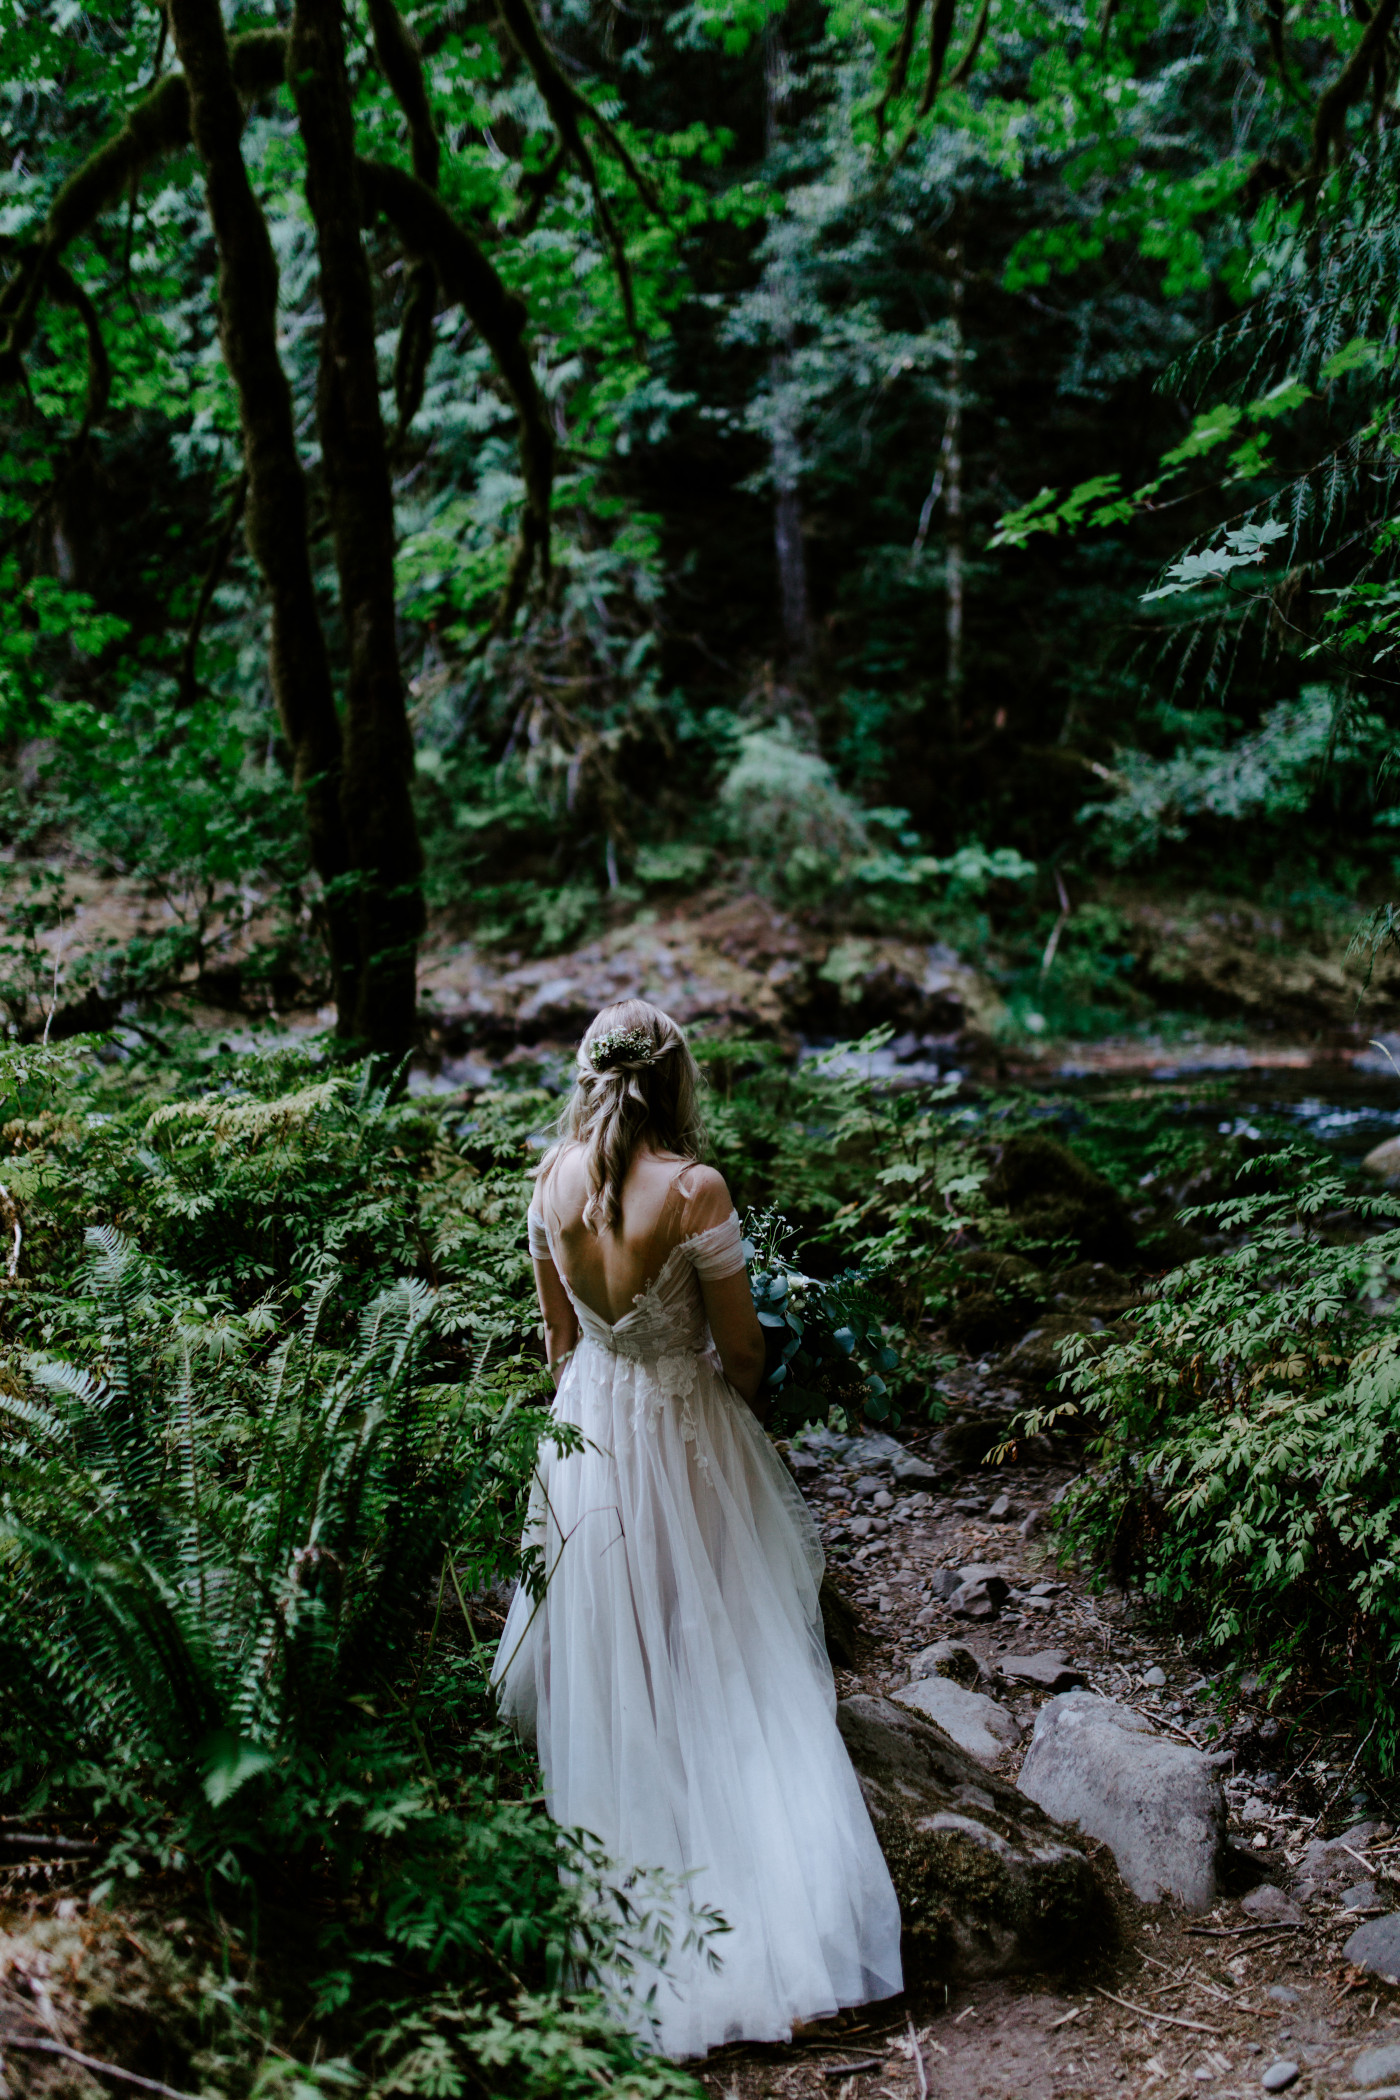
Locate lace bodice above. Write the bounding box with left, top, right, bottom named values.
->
left=528, top=1207, right=746, bottom=1363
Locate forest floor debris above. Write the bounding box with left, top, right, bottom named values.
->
left=698, top=1421, right=1400, bottom=2100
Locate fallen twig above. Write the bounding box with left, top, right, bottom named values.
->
left=1093, top=1985, right=1221, bottom=2035
left=906, top=2016, right=929, bottom=2100
left=1047, top=2004, right=1084, bottom=2029
left=1184, top=1921, right=1304, bottom=1940
left=0, top=2035, right=203, bottom=2100
left=820, top=2061, right=882, bottom=2079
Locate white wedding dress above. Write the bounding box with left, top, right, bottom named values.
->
left=492, top=1181, right=903, bottom=2059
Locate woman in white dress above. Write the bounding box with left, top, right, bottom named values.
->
left=492, top=999, right=903, bottom=2058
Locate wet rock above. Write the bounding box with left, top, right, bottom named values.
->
left=1046, top=1261, right=1141, bottom=1315
left=910, top=1640, right=988, bottom=1689
left=998, top=1314, right=1105, bottom=1386
left=1018, top=1692, right=1226, bottom=1910
left=1241, top=1884, right=1302, bottom=1925
left=947, top=1252, right=1046, bottom=1355
left=929, top=1416, right=1011, bottom=1469
left=1344, top=1913, right=1400, bottom=1983
left=1363, top=1136, right=1400, bottom=1185
left=1000, top=1652, right=1087, bottom=1694
left=982, top=1133, right=1136, bottom=1265
left=1352, top=2043, right=1400, bottom=2088
left=891, top=1678, right=1023, bottom=1766
left=836, top=1694, right=1108, bottom=1979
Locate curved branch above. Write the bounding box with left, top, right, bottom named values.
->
left=0, top=256, right=112, bottom=555
left=916, top=0, right=959, bottom=116
left=177, top=467, right=247, bottom=703
left=872, top=0, right=923, bottom=139
left=355, top=154, right=553, bottom=627
left=364, top=0, right=441, bottom=442
left=1308, top=0, right=1400, bottom=184
left=365, top=0, right=439, bottom=187
left=948, top=0, right=992, bottom=88
left=0, top=31, right=288, bottom=381
left=495, top=0, right=662, bottom=338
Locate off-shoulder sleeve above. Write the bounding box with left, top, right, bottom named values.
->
left=527, top=1208, right=552, bottom=1260
left=688, top=1210, right=747, bottom=1282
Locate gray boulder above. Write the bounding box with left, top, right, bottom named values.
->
left=1344, top=1913, right=1400, bottom=1983
left=1353, top=2043, right=1400, bottom=2089
left=1018, top=1691, right=1225, bottom=1910
left=951, top=1577, right=1007, bottom=1620
left=837, top=1694, right=1107, bottom=1979
left=844, top=1432, right=905, bottom=1472
left=926, top=1568, right=966, bottom=1602
left=891, top=1678, right=1022, bottom=1766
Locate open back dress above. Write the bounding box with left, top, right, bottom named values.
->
left=492, top=1161, right=903, bottom=2059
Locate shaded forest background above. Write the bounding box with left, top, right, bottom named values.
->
left=6, top=0, right=1397, bottom=1056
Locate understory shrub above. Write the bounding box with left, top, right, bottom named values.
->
left=1027, top=1152, right=1400, bottom=1769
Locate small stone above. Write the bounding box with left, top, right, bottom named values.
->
left=951, top=1578, right=1005, bottom=1621
left=1353, top=2044, right=1400, bottom=2089
left=1261, top=2064, right=1299, bottom=2093
left=1017, top=1509, right=1043, bottom=1541
left=872, top=1489, right=894, bottom=1511
left=927, top=1568, right=964, bottom=1601
left=847, top=1516, right=874, bottom=1540
left=891, top=1453, right=942, bottom=1485
left=1143, top=1665, right=1167, bottom=1688
left=1266, top=1986, right=1298, bottom=2006
left=1345, top=1912, right=1400, bottom=1982
left=785, top=1449, right=822, bottom=1474
left=853, top=1475, right=884, bottom=1500
left=1000, top=1651, right=1087, bottom=1693
left=1241, top=1796, right=1269, bottom=1823
left=1241, top=1884, right=1301, bottom=1924
left=987, top=1493, right=1015, bottom=1521
left=909, top=1640, right=986, bottom=1688
left=1343, top=1878, right=1379, bottom=1911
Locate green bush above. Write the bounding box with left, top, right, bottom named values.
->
left=1030, top=1152, right=1400, bottom=1770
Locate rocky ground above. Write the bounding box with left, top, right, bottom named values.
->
left=694, top=1417, right=1400, bottom=2100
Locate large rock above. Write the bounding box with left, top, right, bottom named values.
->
left=983, top=1134, right=1136, bottom=1265
left=891, top=1678, right=1022, bottom=1766
left=1363, top=1137, right=1400, bottom=1185
left=1292, top=1820, right=1382, bottom=1901
left=1344, top=1913, right=1400, bottom=1983
left=1018, top=1692, right=1225, bottom=1910
left=836, top=1694, right=1108, bottom=1978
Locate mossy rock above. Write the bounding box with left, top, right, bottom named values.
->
left=837, top=1694, right=1110, bottom=1980
left=947, top=1250, right=1046, bottom=1355
left=984, top=1134, right=1135, bottom=1264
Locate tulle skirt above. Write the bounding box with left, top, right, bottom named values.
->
left=493, top=1337, right=904, bottom=2059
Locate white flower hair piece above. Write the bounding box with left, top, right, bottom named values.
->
left=588, top=1026, right=656, bottom=1073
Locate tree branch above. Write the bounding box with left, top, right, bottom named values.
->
left=355, top=154, right=554, bottom=628
left=873, top=0, right=923, bottom=139
left=1308, top=0, right=1400, bottom=183
left=177, top=467, right=247, bottom=703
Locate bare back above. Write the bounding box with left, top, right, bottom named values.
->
left=535, top=1142, right=729, bottom=1326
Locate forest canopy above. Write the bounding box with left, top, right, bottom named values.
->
left=6, top=0, right=1399, bottom=1052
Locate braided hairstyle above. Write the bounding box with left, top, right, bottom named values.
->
left=539, top=999, right=706, bottom=1233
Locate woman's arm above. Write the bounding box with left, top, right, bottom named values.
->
left=700, top=1270, right=768, bottom=1420
left=533, top=1254, right=580, bottom=1386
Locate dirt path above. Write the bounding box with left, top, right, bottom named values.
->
left=698, top=1437, right=1400, bottom=2100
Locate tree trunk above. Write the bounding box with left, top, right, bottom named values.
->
left=163, top=0, right=359, bottom=1027
left=764, top=20, right=812, bottom=675
left=290, top=0, right=424, bottom=1063
left=944, top=239, right=965, bottom=743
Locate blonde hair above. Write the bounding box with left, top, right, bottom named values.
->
left=538, top=1000, right=706, bottom=1234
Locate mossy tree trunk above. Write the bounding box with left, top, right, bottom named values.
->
left=289, top=0, right=424, bottom=1060
left=164, top=0, right=360, bottom=1033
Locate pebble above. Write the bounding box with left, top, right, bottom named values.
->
left=847, top=1516, right=874, bottom=1540
left=1352, top=2044, right=1400, bottom=2089
left=1261, top=2064, right=1299, bottom=2093
left=987, top=1493, right=1014, bottom=1521
left=1267, top=1986, right=1299, bottom=2006
left=1242, top=1883, right=1301, bottom=1924
left=872, top=1489, right=894, bottom=1511
left=1345, top=1912, right=1400, bottom=1982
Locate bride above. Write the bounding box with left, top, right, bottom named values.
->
left=492, top=999, right=903, bottom=2059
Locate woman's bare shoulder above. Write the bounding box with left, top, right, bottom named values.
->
left=677, top=1161, right=734, bottom=1222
